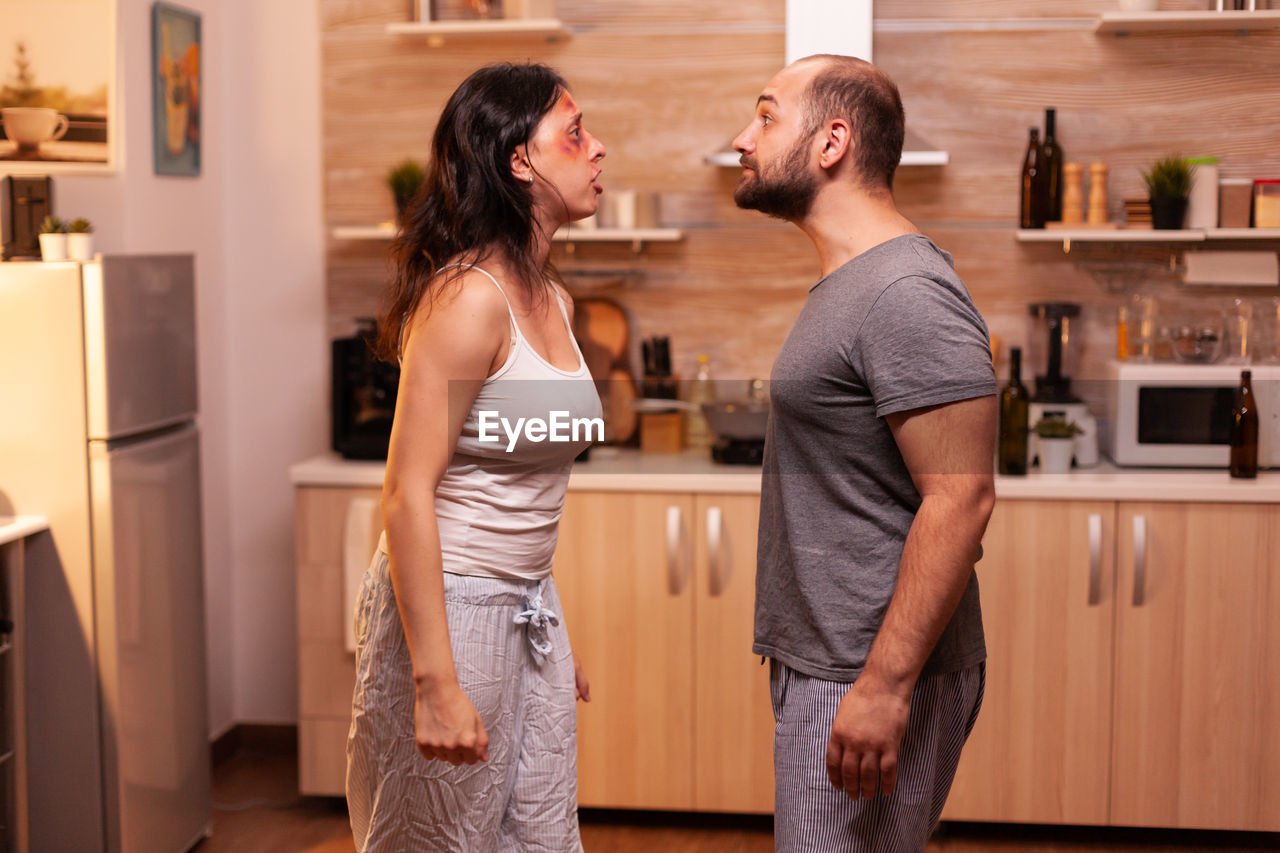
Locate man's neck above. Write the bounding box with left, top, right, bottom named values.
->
left=795, top=186, right=920, bottom=278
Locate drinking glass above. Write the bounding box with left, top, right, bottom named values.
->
left=1128, top=293, right=1158, bottom=362
left=1225, top=298, right=1254, bottom=364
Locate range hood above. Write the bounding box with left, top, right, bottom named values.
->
left=705, top=0, right=948, bottom=168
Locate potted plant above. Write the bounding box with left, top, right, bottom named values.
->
left=1033, top=414, right=1082, bottom=474
left=387, top=159, right=425, bottom=223
left=1141, top=154, right=1193, bottom=230
left=67, top=217, right=95, bottom=262
left=38, top=215, right=68, bottom=261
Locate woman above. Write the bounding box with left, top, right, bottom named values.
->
left=346, top=62, right=605, bottom=852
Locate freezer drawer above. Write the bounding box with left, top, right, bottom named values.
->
left=84, top=255, right=198, bottom=441
left=88, top=424, right=212, bottom=853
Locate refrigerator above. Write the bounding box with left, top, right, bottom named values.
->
left=0, top=255, right=212, bottom=853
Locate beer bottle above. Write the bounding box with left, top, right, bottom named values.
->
left=1229, top=369, right=1258, bottom=479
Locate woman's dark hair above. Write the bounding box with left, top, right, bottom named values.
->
left=376, top=62, right=568, bottom=361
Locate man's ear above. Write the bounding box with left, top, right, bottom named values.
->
left=511, top=146, right=534, bottom=184
left=817, top=119, right=852, bottom=171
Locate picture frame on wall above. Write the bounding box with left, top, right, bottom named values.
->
left=151, top=1, right=201, bottom=177
left=0, top=0, right=117, bottom=176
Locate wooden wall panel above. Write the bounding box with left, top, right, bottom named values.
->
left=322, top=0, right=1280, bottom=391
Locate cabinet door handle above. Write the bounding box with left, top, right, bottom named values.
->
left=666, top=505, right=686, bottom=596
left=1132, top=514, right=1147, bottom=607
left=1088, top=513, right=1102, bottom=606
left=706, top=506, right=725, bottom=596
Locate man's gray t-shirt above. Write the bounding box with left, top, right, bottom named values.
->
left=754, top=232, right=996, bottom=683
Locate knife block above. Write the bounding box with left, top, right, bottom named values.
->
left=640, top=411, right=684, bottom=454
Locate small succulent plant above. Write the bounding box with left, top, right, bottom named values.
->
left=387, top=159, right=426, bottom=218
left=68, top=217, right=94, bottom=234
left=1033, top=414, right=1083, bottom=439
left=39, top=215, right=67, bottom=234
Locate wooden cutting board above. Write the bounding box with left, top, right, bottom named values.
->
left=572, top=297, right=638, bottom=444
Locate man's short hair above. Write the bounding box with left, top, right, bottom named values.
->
left=800, top=55, right=905, bottom=191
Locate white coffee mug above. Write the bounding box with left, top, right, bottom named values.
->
left=1118, top=0, right=1158, bottom=11
left=1, top=107, right=69, bottom=149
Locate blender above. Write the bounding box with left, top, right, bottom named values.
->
left=1027, top=302, right=1098, bottom=468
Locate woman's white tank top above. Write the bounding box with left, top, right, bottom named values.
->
left=379, top=265, right=602, bottom=581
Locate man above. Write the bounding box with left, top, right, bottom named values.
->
left=733, top=55, right=997, bottom=851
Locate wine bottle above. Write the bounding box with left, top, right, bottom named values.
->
left=1042, top=108, right=1064, bottom=223
left=1229, top=369, right=1259, bottom=479
left=1020, top=128, right=1047, bottom=229
left=998, top=347, right=1030, bottom=476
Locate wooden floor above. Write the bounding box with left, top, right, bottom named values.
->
left=195, top=745, right=1280, bottom=853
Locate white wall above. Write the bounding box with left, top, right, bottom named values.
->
left=219, top=0, right=326, bottom=724
left=55, top=0, right=326, bottom=735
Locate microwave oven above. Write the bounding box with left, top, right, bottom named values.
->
left=1106, top=361, right=1278, bottom=468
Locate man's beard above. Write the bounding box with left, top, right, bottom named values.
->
left=733, top=134, right=818, bottom=222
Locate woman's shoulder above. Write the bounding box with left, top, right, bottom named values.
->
left=403, top=266, right=510, bottom=350
left=429, top=264, right=510, bottom=313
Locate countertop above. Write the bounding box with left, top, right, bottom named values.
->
left=0, top=516, right=50, bottom=546
left=289, top=451, right=1280, bottom=503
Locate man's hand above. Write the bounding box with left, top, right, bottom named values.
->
left=825, top=674, right=911, bottom=800
left=573, top=652, right=591, bottom=702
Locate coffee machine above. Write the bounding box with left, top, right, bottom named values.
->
left=332, top=318, right=399, bottom=460
left=1027, top=302, right=1098, bottom=468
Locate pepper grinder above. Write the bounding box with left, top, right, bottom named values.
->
left=1062, top=162, right=1085, bottom=224
left=1088, top=162, right=1110, bottom=225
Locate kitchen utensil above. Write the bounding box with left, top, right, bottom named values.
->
left=1127, top=293, right=1158, bottom=362
left=701, top=400, right=769, bottom=442
left=1028, top=302, right=1083, bottom=403
left=1062, top=163, right=1085, bottom=224
left=1088, top=162, right=1110, bottom=225
left=1169, top=326, right=1223, bottom=364
left=1226, top=297, right=1253, bottom=364
left=631, top=396, right=769, bottom=441
left=572, top=297, right=638, bottom=444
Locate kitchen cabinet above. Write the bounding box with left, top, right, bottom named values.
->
left=942, top=501, right=1115, bottom=826
left=294, top=486, right=382, bottom=796
left=292, top=466, right=1280, bottom=828
left=1110, top=503, right=1280, bottom=831
left=553, top=491, right=773, bottom=813
left=943, top=499, right=1280, bottom=832
left=0, top=519, right=47, bottom=853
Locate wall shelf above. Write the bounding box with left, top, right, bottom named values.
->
left=1095, top=10, right=1280, bottom=34
left=1016, top=227, right=1280, bottom=252
left=1204, top=228, right=1280, bottom=240
left=331, top=225, right=397, bottom=240
left=1017, top=228, right=1205, bottom=244
left=331, top=224, right=683, bottom=252
left=385, top=18, right=569, bottom=43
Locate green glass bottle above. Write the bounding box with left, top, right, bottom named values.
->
left=998, top=348, right=1030, bottom=476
